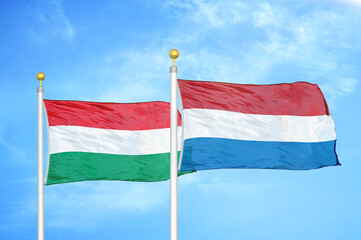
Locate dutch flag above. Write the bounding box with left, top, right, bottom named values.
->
left=178, top=79, right=340, bottom=172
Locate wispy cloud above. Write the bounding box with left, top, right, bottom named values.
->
left=332, top=0, right=361, bottom=7
left=28, top=0, right=75, bottom=43
left=94, top=48, right=172, bottom=103
left=45, top=181, right=168, bottom=229
left=165, top=0, right=246, bottom=28
left=320, top=77, right=359, bottom=106
left=6, top=181, right=168, bottom=231
left=253, top=2, right=285, bottom=28
left=0, top=127, right=26, bottom=161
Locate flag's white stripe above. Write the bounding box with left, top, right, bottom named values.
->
left=184, top=109, right=336, bottom=143
left=49, top=126, right=182, bottom=155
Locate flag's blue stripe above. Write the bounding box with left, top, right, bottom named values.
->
left=180, top=138, right=339, bottom=171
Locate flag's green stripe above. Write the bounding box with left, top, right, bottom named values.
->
left=46, top=151, right=192, bottom=185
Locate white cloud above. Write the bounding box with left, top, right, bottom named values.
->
left=320, top=77, right=359, bottom=107
left=0, top=127, right=26, bottom=161
left=338, top=78, right=359, bottom=93
left=29, top=0, right=75, bottom=43
left=4, top=179, right=170, bottom=231
left=46, top=182, right=166, bottom=229
left=333, top=0, right=361, bottom=7
left=91, top=48, right=172, bottom=103
left=165, top=0, right=246, bottom=28
left=253, top=2, right=284, bottom=28
left=43, top=181, right=168, bottom=229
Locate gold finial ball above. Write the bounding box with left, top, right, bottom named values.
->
left=169, top=49, right=179, bottom=60
left=36, top=72, right=45, bottom=81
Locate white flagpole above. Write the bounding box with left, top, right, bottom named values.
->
left=169, top=49, right=179, bottom=240
left=37, top=72, right=45, bottom=240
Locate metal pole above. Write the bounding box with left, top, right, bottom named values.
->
left=37, top=72, right=45, bottom=240
left=169, top=49, right=179, bottom=240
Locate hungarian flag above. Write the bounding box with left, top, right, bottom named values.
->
left=178, top=79, right=340, bottom=172
left=44, top=100, right=183, bottom=185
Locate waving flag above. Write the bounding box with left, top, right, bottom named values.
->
left=178, top=79, right=339, bottom=172
left=44, top=100, right=184, bottom=185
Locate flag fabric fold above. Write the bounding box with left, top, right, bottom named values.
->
left=44, top=100, right=183, bottom=185
left=177, top=79, right=339, bottom=172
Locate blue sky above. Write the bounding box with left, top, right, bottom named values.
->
left=1, top=0, right=361, bottom=239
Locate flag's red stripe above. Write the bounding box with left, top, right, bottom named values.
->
left=44, top=100, right=181, bottom=130
left=178, top=80, right=329, bottom=116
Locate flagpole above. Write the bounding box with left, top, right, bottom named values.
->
left=37, top=72, right=45, bottom=240
left=169, top=49, right=179, bottom=240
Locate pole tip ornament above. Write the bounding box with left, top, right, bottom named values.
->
left=36, top=72, right=45, bottom=86
left=169, top=49, right=179, bottom=66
